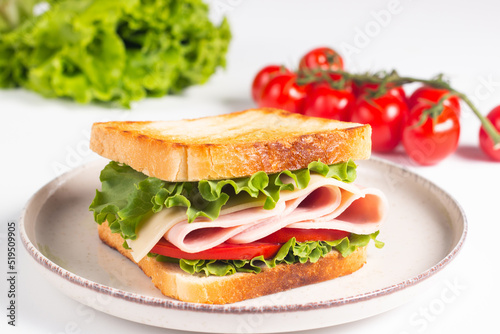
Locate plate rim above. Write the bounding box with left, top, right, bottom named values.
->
left=19, top=157, right=468, bottom=314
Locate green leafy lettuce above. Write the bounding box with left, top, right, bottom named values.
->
left=89, top=160, right=358, bottom=240
left=0, top=0, right=231, bottom=107
left=154, top=233, right=384, bottom=276
left=0, top=0, right=39, bottom=33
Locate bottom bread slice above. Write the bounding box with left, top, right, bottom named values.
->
left=98, top=222, right=367, bottom=304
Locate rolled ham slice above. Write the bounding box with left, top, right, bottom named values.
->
left=166, top=174, right=387, bottom=253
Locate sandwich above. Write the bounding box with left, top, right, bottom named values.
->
left=89, top=108, right=387, bottom=304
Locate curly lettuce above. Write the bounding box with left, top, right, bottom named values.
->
left=0, top=0, right=231, bottom=107
left=154, top=233, right=384, bottom=276
left=89, top=160, right=357, bottom=240
left=0, top=0, right=39, bottom=33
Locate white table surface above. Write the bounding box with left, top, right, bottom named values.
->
left=1, top=0, right=499, bottom=333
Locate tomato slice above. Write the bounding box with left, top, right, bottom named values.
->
left=151, top=239, right=282, bottom=260
left=258, top=228, right=350, bottom=244
left=152, top=229, right=351, bottom=261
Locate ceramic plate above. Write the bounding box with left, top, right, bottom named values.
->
left=20, top=157, right=466, bottom=333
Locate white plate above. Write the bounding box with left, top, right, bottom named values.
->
left=20, top=157, right=466, bottom=333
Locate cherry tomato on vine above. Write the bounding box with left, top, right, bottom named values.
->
left=402, top=104, right=460, bottom=166
left=350, top=93, right=408, bottom=152
left=299, top=47, right=344, bottom=82
left=479, top=106, right=500, bottom=161
left=354, top=82, right=407, bottom=104
left=303, top=83, right=355, bottom=121
left=251, top=65, right=291, bottom=104
left=258, top=73, right=307, bottom=113
left=407, top=86, right=461, bottom=116
left=299, top=47, right=344, bottom=71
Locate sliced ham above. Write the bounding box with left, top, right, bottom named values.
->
left=165, top=201, right=286, bottom=253
left=165, top=174, right=387, bottom=253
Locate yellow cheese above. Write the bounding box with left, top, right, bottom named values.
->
left=126, top=194, right=266, bottom=262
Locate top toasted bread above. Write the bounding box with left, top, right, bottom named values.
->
left=90, top=108, right=371, bottom=181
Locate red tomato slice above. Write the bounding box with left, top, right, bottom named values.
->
left=151, top=239, right=282, bottom=260
left=258, top=228, right=350, bottom=244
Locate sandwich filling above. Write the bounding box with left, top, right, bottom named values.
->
left=90, top=160, right=387, bottom=276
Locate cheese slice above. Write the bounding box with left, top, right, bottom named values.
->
left=126, top=195, right=266, bottom=262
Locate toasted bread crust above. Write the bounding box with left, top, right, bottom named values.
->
left=98, top=222, right=367, bottom=304
left=90, top=108, right=371, bottom=181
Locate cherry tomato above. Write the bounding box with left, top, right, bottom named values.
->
left=350, top=93, right=408, bottom=152
left=251, top=65, right=291, bottom=104
left=355, top=82, right=407, bottom=104
left=479, top=106, right=500, bottom=161
left=402, top=104, right=460, bottom=166
left=407, top=86, right=461, bottom=116
left=258, top=73, right=307, bottom=113
left=299, top=47, right=344, bottom=72
left=151, top=238, right=282, bottom=260
left=258, top=228, right=350, bottom=244
left=302, top=84, right=355, bottom=121
left=299, top=47, right=344, bottom=82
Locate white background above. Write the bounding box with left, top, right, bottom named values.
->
left=1, top=0, right=500, bottom=333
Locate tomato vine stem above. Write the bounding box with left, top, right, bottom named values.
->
left=297, top=69, right=500, bottom=149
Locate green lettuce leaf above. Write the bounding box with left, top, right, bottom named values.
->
left=154, top=232, right=384, bottom=277
left=0, top=0, right=231, bottom=107
left=0, top=0, right=39, bottom=33
left=89, top=160, right=357, bottom=240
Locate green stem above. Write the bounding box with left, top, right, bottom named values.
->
left=297, top=69, right=500, bottom=149
left=397, top=77, right=500, bottom=149
left=458, top=93, right=500, bottom=149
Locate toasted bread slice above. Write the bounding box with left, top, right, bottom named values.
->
left=90, top=108, right=371, bottom=181
left=98, top=222, right=367, bottom=304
